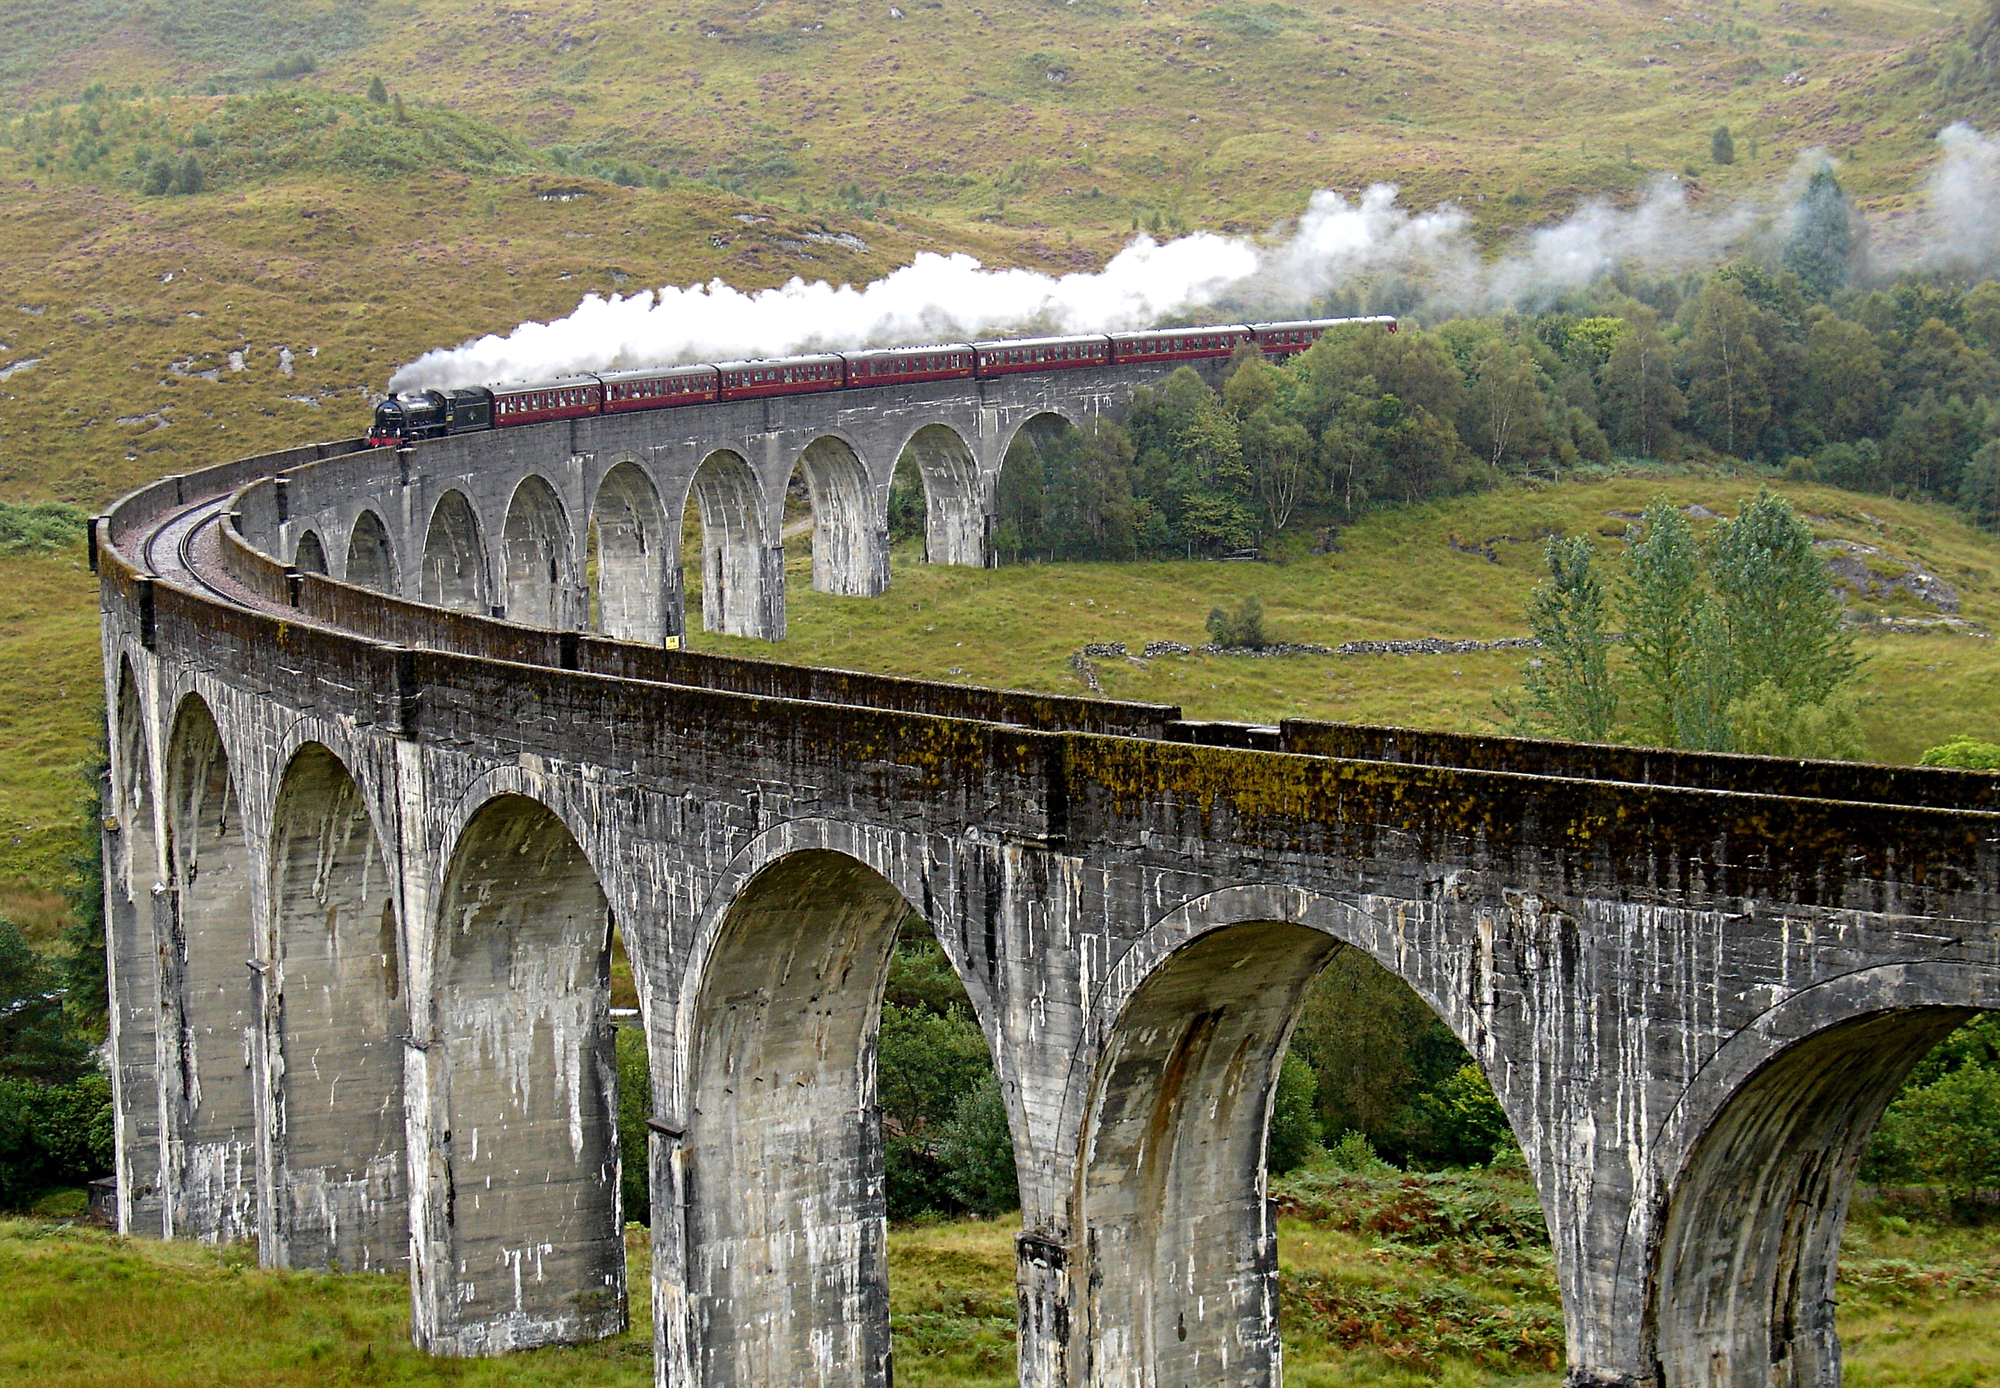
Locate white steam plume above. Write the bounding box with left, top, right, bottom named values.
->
left=1926, top=122, right=2000, bottom=275
left=392, top=129, right=2000, bottom=391
left=390, top=234, right=1260, bottom=390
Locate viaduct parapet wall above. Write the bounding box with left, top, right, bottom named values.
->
left=93, top=363, right=2000, bottom=1388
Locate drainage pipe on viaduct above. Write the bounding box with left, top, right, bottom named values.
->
left=93, top=362, right=2000, bottom=1388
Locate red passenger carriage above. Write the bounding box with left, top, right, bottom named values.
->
left=1252, top=316, right=1397, bottom=354
left=1107, top=326, right=1253, bottom=364
left=842, top=345, right=976, bottom=387
left=600, top=364, right=722, bottom=412
left=492, top=376, right=605, bottom=426
left=715, top=355, right=846, bottom=400
left=971, top=335, right=1112, bottom=375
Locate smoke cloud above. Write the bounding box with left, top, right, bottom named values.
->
left=391, top=126, right=2000, bottom=391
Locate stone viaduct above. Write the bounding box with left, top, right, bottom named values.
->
left=93, top=360, right=2000, bottom=1388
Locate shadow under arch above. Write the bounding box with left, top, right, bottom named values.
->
left=108, top=657, right=165, bottom=1235
left=1000, top=405, right=1087, bottom=462
left=898, top=422, right=985, bottom=567
left=793, top=433, right=889, bottom=597
left=501, top=473, right=575, bottom=628
left=684, top=449, right=779, bottom=640
left=294, top=529, right=329, bottom=575
left=1076, top=918, right=1342, bottom=1388
left=1646, top=965, right=2000, bottom=1388
left=590, top=459, right=672, bottom=643
left=681, top=847, right=920, bottom=1388
left=162, top=691, right=258, bottom=1243
left=431, top=792, right=625, bottom=1354
left=344, top=509, right=397, bottom=593
left=993, top=407, right=1103, bottom=566
left=421, top=489, right=489, bottom=614
left=267, top=742, right=407, bottom=1273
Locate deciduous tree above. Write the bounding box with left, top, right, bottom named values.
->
left=1600, top=315, right=1684, bottom=457
left=1801, top=311, right=1887, bottom=443
left=1682, top=278, right=1773, bottom=457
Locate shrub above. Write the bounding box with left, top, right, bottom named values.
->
left=1920, top=736, right=2000, bottom=770
left=0, top=1075, right=113, bottom=1210
left=1726, top=682, right=1864, bottom=760
left=1267, top=1049, right=1323, bottom=1173
left=935, top=1073, right=1018, bottom=1214
left=0, top=502, right=88, bottom=553
left=1206, top=594, right=1270, bottom=649
left=1324, top=1129, right=1394, bottom=1174
left=1411, top=1063, right=1516, bottom=1166
left=1869, top=1061, right=2000, bottom=1203
left=0, top=917, right=89, bottom=1084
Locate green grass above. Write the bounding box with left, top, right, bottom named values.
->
left=3, top=1176, right=1995, bottom=1386
left=693, top=472, right=2000, bottom=766
left=0, top=544, right=100, bottom=908
left=0, top=1220, right=656, bottom=1387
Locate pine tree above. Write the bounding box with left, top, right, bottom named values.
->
left=1711, top=125, right=1736, bottom=166
left=367, top=75, right=389, bottom=104
left=1708, top=488, right=1858, bottom=706
left=1781, top=165, right=1855, bottom=299
left=1617, top=499, right=1702, bottom=747
left=174, top=153, right=203, bottom=194
left=1523, top=534, right=1617, bottom=742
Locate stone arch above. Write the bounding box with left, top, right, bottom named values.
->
left=1646, top=964, right=2000, bottom=1388
left=1061, top=886, right=1477, bottom=1167
left=685, top=449, right=782, bottom=640
left=793, top=434, right=889, bottom=597
left=162, top=691, right=259, bottom=1243
left=108, top=657, right=165, bottom=1235
left=432, top=792, right=625, bottom=1353
left=501, top=474, right=575, bottom=628
left=590, top=460, right=672, bottom=643
left=294, top=529, right=329, bottom=575
left=421, top=489, right=489, bottom=614
left=344, top=509, right=397, bottom=593
left=1000, top=405, right=1086, bottom=462
left=900, top=423, right=986, bottom=568
left=680, top=847, right=919, bottom=1388
left=994, top=409, right=1091, bottom=566
left=267, top=742, right=407, bottom=1273
left=1076, top=917, right=1342, bottom=1388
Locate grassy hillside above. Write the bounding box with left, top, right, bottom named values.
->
left=5, top=0, right=1993, bottom=247
left=0, top=104, right=990, bottom=504
left=0, top=547, right=98, bottom=927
